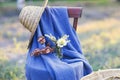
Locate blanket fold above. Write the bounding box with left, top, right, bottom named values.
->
left=26, top=6, right=92, bottom=80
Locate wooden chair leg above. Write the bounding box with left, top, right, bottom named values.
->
left=73, top=18, right=78, bottom=30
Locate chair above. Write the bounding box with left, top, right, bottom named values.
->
left=67, top=7, right=82, bottom=31
left=81, top=69, right=120, bottom=80
left=67, top=7, right=85, bottom=79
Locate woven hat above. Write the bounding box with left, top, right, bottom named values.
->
left=19, top=0, right=48, bottom=48
left=81, top=69, right=120, bottom=80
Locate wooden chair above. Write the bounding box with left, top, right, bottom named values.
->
left=67, top=7, right=82, bottom=31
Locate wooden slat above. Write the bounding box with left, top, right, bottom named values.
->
left=68, top=7, right=82, bottom=18
left=67, top=7, right=82, bottom=30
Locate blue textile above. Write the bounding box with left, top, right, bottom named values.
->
left=26, top=7, right=92, bottom=80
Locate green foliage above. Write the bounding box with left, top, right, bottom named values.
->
left=0, top=60, right=25, bottom=80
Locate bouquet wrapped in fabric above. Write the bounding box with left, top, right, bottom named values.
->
left=31, top=34, right=70, bottom=58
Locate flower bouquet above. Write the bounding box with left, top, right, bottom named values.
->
left=45, top=34, right=70, bottom=58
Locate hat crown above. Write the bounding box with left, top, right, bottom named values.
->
left=19, top=6, right=43, bottom=32
left=19, top=0, right=48, bottom=48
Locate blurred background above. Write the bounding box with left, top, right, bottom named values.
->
left=0, top=0, right=120, bottom=80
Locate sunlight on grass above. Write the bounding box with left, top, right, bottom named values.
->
left=77, top=17, right=120, bottom=70
left=81, top=26, right=120, bottom=50
left=10, top=38, right=28, bottom=54
left=0, top=49, right=8, bottom=61
left=77, top=18, right=120, bottom=34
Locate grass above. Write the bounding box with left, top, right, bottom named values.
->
left=0, top=2, right=16, bottom=8
left=77, top=17, right=120, bottom=70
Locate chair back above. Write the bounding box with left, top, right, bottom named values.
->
left=67, top=7, right=82, bottom=31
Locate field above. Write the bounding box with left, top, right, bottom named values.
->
left=0, top=1, right=120, bottom=80
left=77, top=18, right=120, bottom=70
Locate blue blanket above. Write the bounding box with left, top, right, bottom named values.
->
left=26, top=7, right=92, bottom=80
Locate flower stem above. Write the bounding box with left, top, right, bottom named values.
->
left=56, top=46, right=62, bottom=58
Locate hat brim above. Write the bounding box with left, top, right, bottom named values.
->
left=28, top=0, right=48, bottom=48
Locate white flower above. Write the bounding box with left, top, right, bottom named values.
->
left=45, top=34, right=56, bottom=42
left=62, top=35, right=69, bottom=40
left=45, top=34, right=70, bottom=48
left=57, top=35, right=70, bottom=48
left=44, top=34, right=70, bottom=58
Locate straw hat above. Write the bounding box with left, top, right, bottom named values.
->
left=19, top=0, right=48, bottom=48
left=81, top=69, right=120, bottom=80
